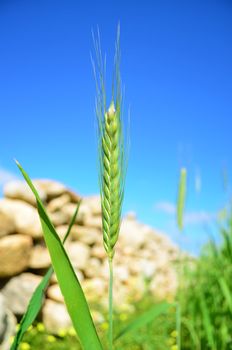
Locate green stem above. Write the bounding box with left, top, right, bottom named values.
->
left=176, top=238, right=183, bottom=350
left=108, top=258, right=114, bottom=350
left=176, top=301, right=181, bottom=350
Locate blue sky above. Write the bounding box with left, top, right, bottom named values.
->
left=0, top=0, right=232, bottom=253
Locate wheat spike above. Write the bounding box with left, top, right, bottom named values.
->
left=93, top=26, right=125, bottom=260
left=101, top=101, right=123, bottom=259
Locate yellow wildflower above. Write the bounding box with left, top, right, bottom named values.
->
left=36, top=323, right=45, bottom=332
left=20, top=342, right=31, bottom=350
left=47, top=335, right=56, bottom=343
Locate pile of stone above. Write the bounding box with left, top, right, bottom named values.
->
left=0, top=179, right=179, bottom=337
left=0, top=293, right=16, bottom=350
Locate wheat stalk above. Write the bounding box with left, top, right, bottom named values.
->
left=92, top=25, right=126, bottom=350
left=93, top=26, right=125, bottom=260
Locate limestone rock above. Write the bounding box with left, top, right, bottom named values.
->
left=2, top=273, right=42, bottom=315
left=82, top=196, right=101, bottom=215
left=43, top=300, right=72, bottom=333
left=0, top=199, right=42, bottom=238
left=0, top=177, right=180, bottom=312
left=62, top=202, right=91, bottom=224
left=47, top=284, right=64, bottom=303
left=0, top=293, right=17, bottom=350
left=66, top=242, right=90, bottom=270
left=29, top=245, right=51, bottom=269
left=0, top=294, right=6, bottom=343
left=69, top=225, right=101, bottom=245
left=48, top=211, right=69, bottom=226
left=55, top=225, right=72, bottom=242
left=34, top=180, right=80, bottom=202
left=82, top=278, right=107, bottom=301
left=0, top=212, right=15, bottom=237
left=91, top=244, right=105, bottom=260
left=84, top=258, right=101, bottom=278
left=46, top=194, right=71, bottom=212
left=3, top=180, right=46, bottom=206
left=0, top=235, right=32, bottom=277
left=114, top=265, right=130, bottom=283
left=118, top=219, right=150, bottom=250
left=33, top=179, right=67, bottom=199
left=127, top=258, right=157, bottom=277
left=84, top=215, right=102, bottom=229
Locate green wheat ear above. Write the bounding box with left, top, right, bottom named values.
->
left=177, top=167, right=187, bottom=232
left=93, top=26, right=126, bottom=261
left=101, top=100, right=123, bottom=259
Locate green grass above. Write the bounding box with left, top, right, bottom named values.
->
left=179, top=209, right=232, bottom=349
left=21, top=295, right=176, bottom=350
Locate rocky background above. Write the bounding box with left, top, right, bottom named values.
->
left=0, top=179, right=179, bottom=348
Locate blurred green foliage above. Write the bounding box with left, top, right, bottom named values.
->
left=20, top=206, right=232, bottom=349
left=21, top=295, right=175, bottom=350
left=180, top=207, right=232, bottom=349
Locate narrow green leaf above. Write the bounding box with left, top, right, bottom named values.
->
left=114, top=302, right=170, bottom=341
left=63, top=200, right=81, bottom=244
left=177, top=167, right=187, bottom=231
left=218, top=277, right=232, bottom=315
left=11, top=200, right=81, bottom=350
left=10, top=266, right=53, bottom=349
left=199, top=293, right=215, bottom=349
left=16, top=161, right=103, bottom=350
left=181, top=317, right=201, bottom=350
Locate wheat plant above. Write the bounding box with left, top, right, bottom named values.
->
left=10, top=27, right=171, bottom=350
left=93, top=25, right=126, bottom=349
left=176, top=167, right=187, bottom=350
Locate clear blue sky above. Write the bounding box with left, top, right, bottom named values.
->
left=1, top=0, right=232, bottom=253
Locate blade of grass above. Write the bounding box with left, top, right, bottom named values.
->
left=199, top=293, right=215, bottom=350
left=10, top=266, right=53, bottom=349
left=10, top=200, right=81, bottom=350
left=16, top=161, right=103, bottom=350
left=181, top=317, right=201, bottom=350
left=177, top=167, right=187, bottom=231
left=176, top=167, right=187, bottom=350
left=218, top=277, right=232, bottom=315
left=114, top=302, right=170, bottom=341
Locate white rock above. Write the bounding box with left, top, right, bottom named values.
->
left=66, top=242, right=90, bottom=270
left=48, top=211, right=69, bottom=226
left=0, top=293, right=17, bottom=350
left=82, top=278, right=107, bottom=301
left=0, top=235, right=32, bottom=277
left=118, top=219, right=150, bottom=250
left=43, top=300, right=72, bottom=333
left=82, top=196, right=101, bottom=215
left=84, top=215, right=102, bottom=229
left=91, top=244, right=106, bottom=260
left=62, top=202, right=91, bottom=224
left=33, top=179, right=67, bottom=199
left=128, top=258, right=157, bottom=278
left=0, top=199, right=42, bottom=238
left=2, top=273, right=42, bottom=314
left=84, top=258, right=101, bottom=278
left=46, top=194, right=71, bottom=212
left=55, top=225, right=72, bottom=241
left=0, top=212, right=15, bottom=237
left=69, top=225, right=101, bottom=245
left=114, top=265, right=130, bottom=283
left=3, top=180, right=46, bottom=206
left=29, top=245, right=51, bottom=269
left=47, top=284, right=64, bottom=303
